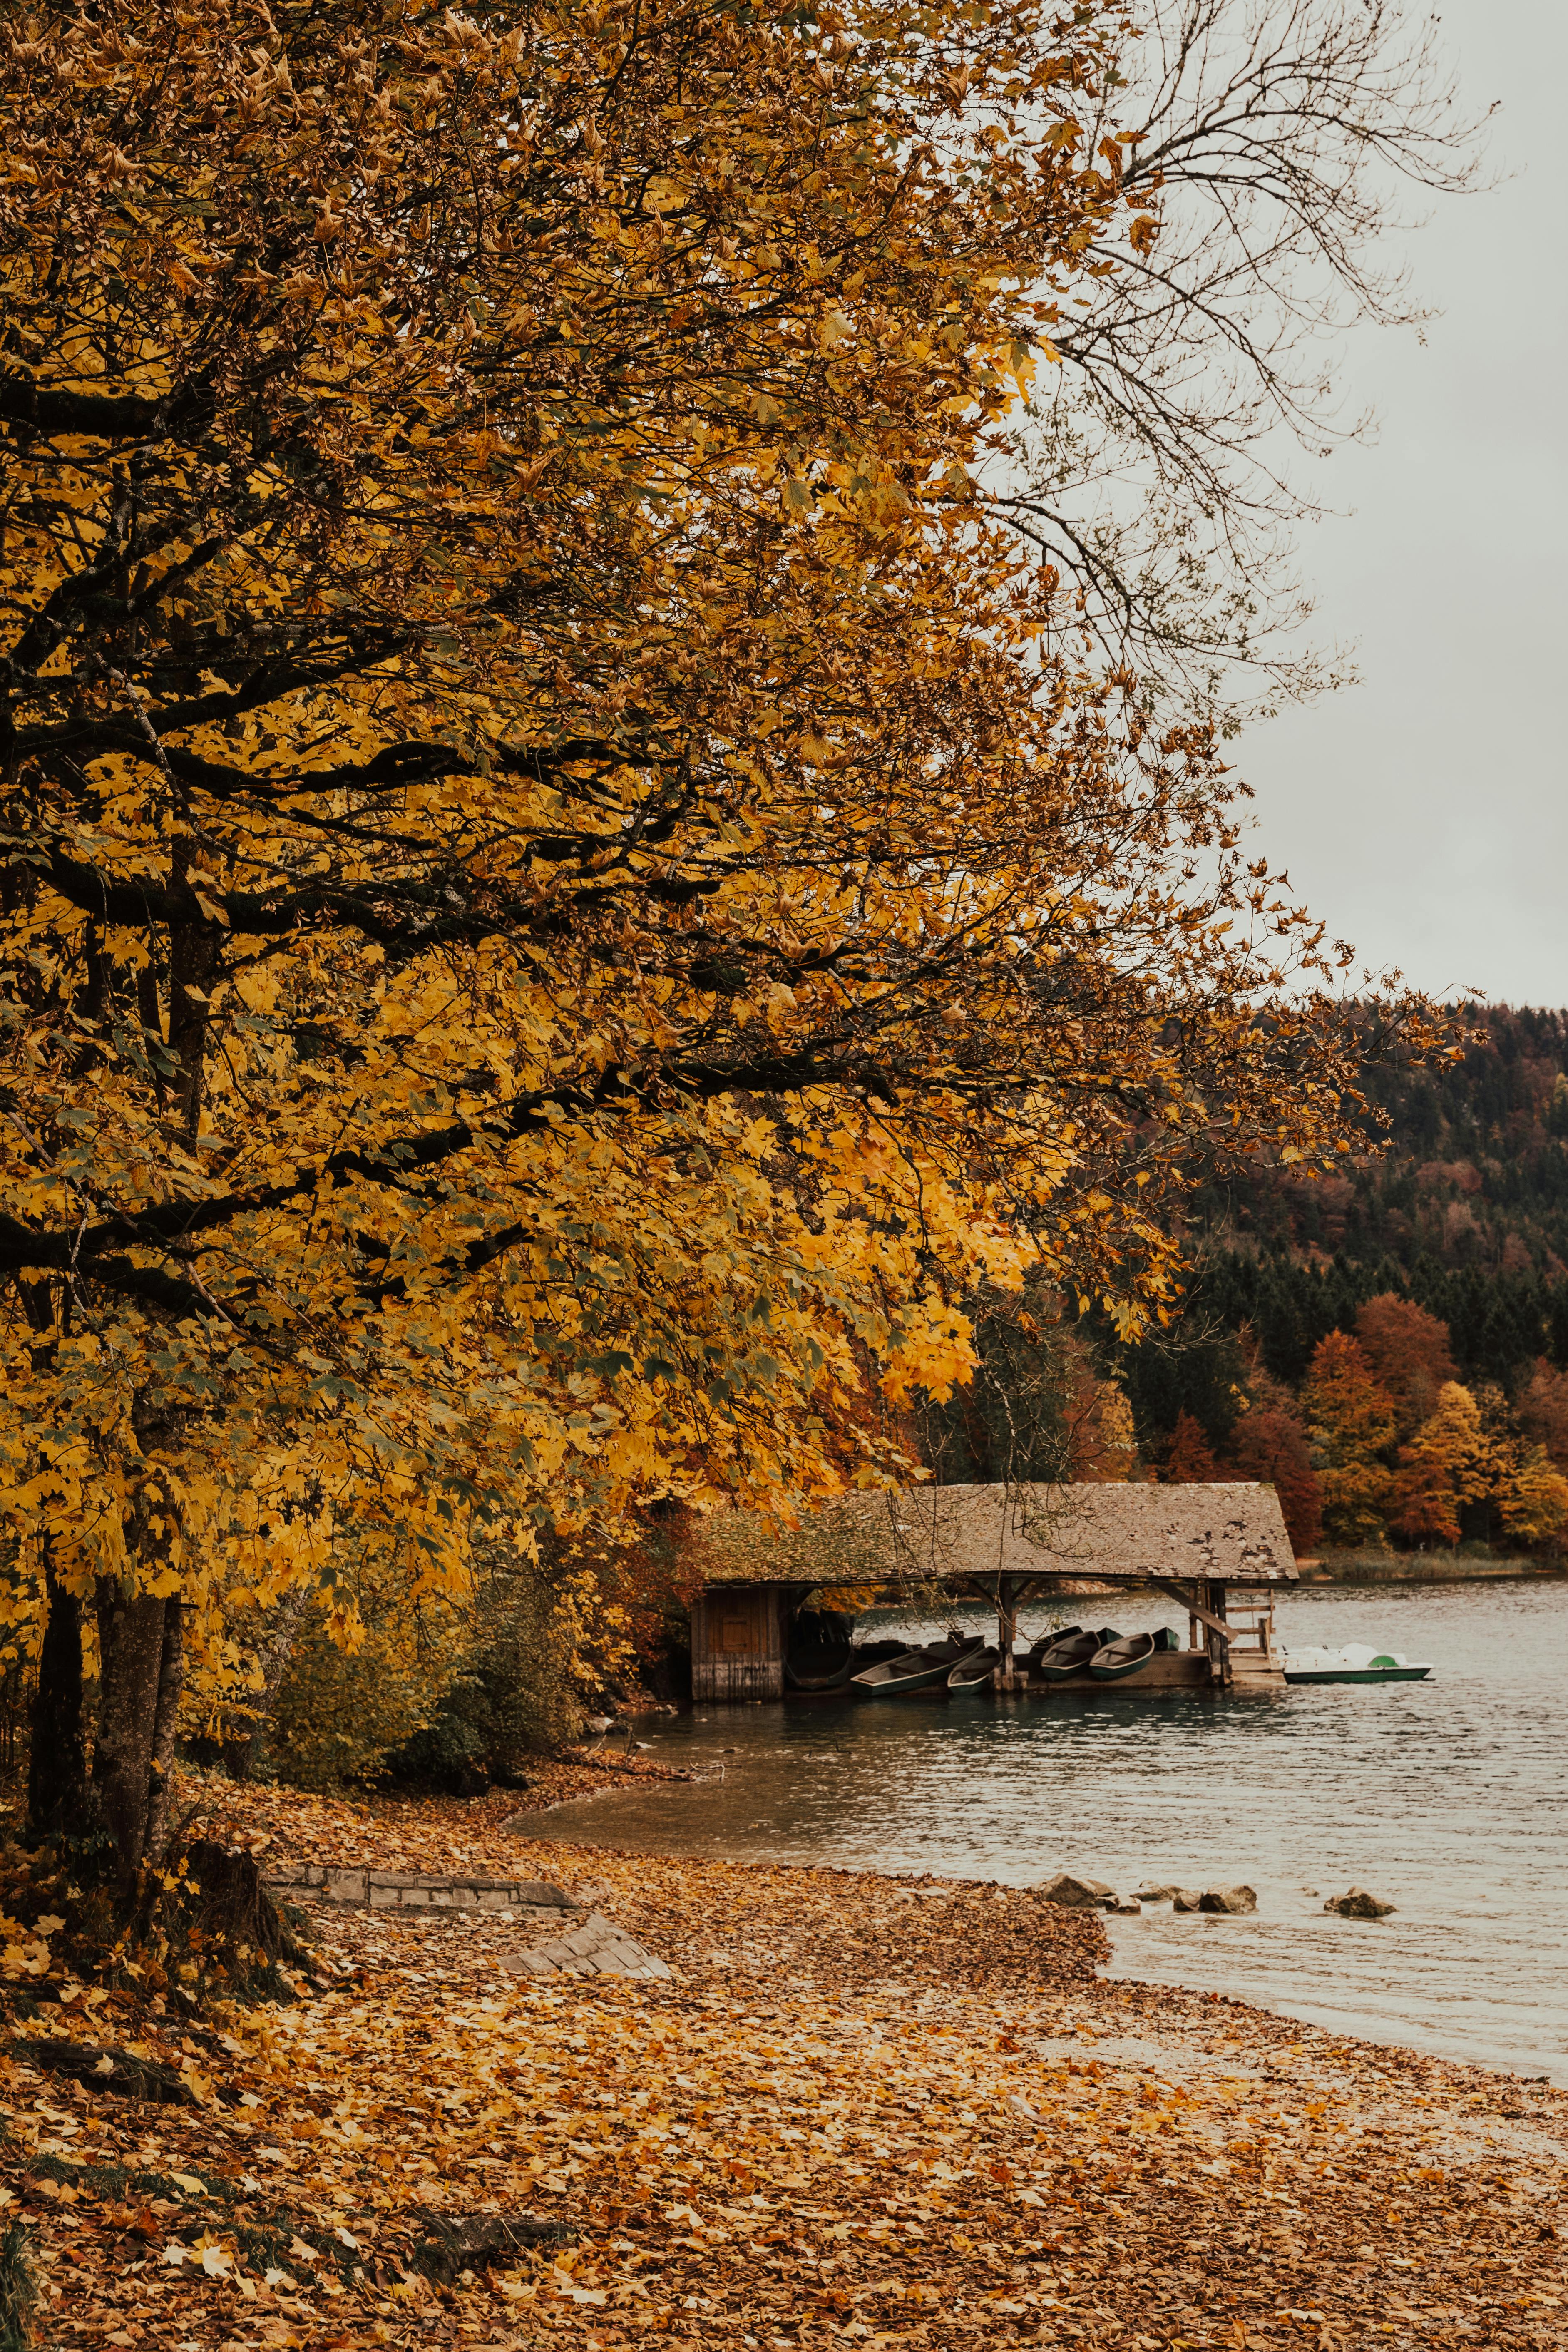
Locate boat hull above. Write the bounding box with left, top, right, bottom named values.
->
left=784, top=1658, right=854, bottom=1691
left=1088, top=1646, right=1156, bottom=1682
left=1283, top=1666, right=1431, bottom=1684
left=949, top=1646, right=1036, bottom=1691
left=1027, top=1653, right=1218, bottom=1694
left=1035, top=1627, right=1119, bottom=1681
left=853, top=1660, right=956, bottom=1696
left=852, top=1638, right=987, bottom=1696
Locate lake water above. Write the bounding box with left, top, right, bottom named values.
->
left=530, top=1580, right=1568, bottom=2084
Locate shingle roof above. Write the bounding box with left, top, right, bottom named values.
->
left=692, top=1481, right=1297, bottom=1589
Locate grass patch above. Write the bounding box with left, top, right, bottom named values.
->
left=0, top=2223, right=37, bottom=2352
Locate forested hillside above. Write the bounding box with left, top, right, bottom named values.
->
left=1159, top=1008, right=1568, bottom=1371
left=1107, top=1007, right=1568, bottom=1553
left=917, top=1012, right=1568, bottom=1559
left=1188, top=1006, right=1568, bottom=1374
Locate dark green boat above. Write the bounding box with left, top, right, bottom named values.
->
left=1087, top=1631, right=1158, bottom=1681
left=1034, top=1626, right=1120, bottom=1681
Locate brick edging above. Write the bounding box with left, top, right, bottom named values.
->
left=265, top=1863, right=580, bottom=1914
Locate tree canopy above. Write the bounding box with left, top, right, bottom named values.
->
left=0, top=0, right=1439, bottom=1867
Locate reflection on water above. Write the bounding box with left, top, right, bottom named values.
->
left=529, top=1581, right=1568, bottom=2083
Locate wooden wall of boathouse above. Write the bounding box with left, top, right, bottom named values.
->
left=689, top=1583, right=790, bottom=1701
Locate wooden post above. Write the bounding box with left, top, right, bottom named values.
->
left=1151, top=1575, right=1230, bottom=1680
left=995, top=1577, right=1021, bottom=1690
left=1222, top=1586, right=1287, bottom=1690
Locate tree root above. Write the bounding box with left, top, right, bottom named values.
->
left=9, top=2036, right=194, bottom=2106
left=128, top=1837, right=314, bottom=2004
left=411, top=2211, right=569, bottom=2281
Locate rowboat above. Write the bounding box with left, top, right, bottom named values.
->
left=1027, top=1623, right=1082, bottom=1669
left=947, top=1644, right=1032, bottom=1691
left=1282, top=1643, right=1432, bottom=1685
left=1088, top=1631, right=1158, bottom=1681
left=851, top=1631, right=986, bottom=1696
left=783, top=1609, right=856, bottom=1693
left=1033, top=1626, right=1121, bottom=1681
left=849, top=1638, right=907, bottom=1673
left=947, top=1643, right=1001, bottom=1690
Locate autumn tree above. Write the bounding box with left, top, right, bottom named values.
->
left=1158, top=1410, right=1219, bottom=1485
left=1388, top=1381, right=1490, bottom=1549
left=996, top=0, right=1484, bottom=717
left=1518, top=1360, right=1568, bottom=1472
left=1228, top=1355, right=1322, bottom=1556
left=909, top=1291, right=1136, bottom=1487
left=1301, top=1332, right=1397, bottom=1549
left=0, top=0, right=1441, bottom=1887
left=1354, top=1295, right=1457, bottom=1437
left=1063, top=1353, right=1138, bottom=1485
left=1497, top=1447, right=1568, bottom=1553
left=1230, top=1404, right=1322, bottom=1558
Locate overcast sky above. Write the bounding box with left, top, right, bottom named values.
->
left=1238, top=0, right=1567, bottom=1010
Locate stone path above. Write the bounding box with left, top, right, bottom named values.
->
left=499, top=1910, right=671, bottom=1982
left=265, top=1862, right=670, bottom=1982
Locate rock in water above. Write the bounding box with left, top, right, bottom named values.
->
left=1324, top=1886, right=1397, bottom=1919
left=1198, top=1885, right=1258, bottom=1914
left=1170, top=1889, right=1206, bottom=1912
left=1107, top=1898, right=1143, bottom=1915
left=1134, top=1884, right=1179, bottom=1904
left=1039, top=1872, right=1116, bottom=1910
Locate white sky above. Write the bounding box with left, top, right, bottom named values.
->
left=1240, top=0, right=1567, bottom=1009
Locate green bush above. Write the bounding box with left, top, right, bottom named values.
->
left=269, top=1543, right=463, bottom=1788
left=380, top=1541, right=594, bottom=1790
left=269, top=1536, right=629, bottom=1790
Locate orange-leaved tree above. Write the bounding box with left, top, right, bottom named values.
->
left=1388, top=1379, right=1492, bottom=1549
left=0, top=0, right=1433, bottom=1884
left=1158, top=1408, right=1219, bottom=1485
left=1230, top=1402, right=1322, bottom=1557
left=1301, top=1332, right=1397, bottom=1549
left=1354, top=1294, right=1458, bottom=1438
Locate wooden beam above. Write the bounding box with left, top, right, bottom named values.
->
left=1148, top=1577, right=1231, bottom=1645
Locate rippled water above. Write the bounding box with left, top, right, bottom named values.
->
left=529, top=1580, right=1568, bottom=2083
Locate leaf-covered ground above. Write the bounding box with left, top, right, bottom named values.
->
left=1, top=1775, right=1563, bottom=2351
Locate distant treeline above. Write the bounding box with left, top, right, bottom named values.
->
left=1122, top=1007, right=1568, bottom=1431
left=914, top=1011, right=1568, bottom=1560
left=1195, top=1004, right=1568, bottom=1284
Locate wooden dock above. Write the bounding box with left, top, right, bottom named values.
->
left=1008, top=1653, right=1215, bottom=1696
left=979, top=1646, right=1283, bottom=1696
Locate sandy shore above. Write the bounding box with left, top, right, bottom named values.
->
left=2, top=1777, right=1563, bottom=2350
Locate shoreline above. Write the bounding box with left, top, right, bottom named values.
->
left=7, top=1775, right=1562, bottom=2350
left=1295, top=1555, right=1568, bottom=1586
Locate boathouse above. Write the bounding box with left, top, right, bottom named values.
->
left=686, top=1481, right=1296, bottom=1701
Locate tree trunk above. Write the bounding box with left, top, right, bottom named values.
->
left=27, top=1547, right=89, bottom=1840
left=18, top=1279, right=95, bottom=1845
left=167, top=911, right=220, bottom=1140
left=92, top=1589, right=167, bottom=1887
left=92, top=1588, right=186, bottom=1891
left=144, top=1599, right=187, bottom=1864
